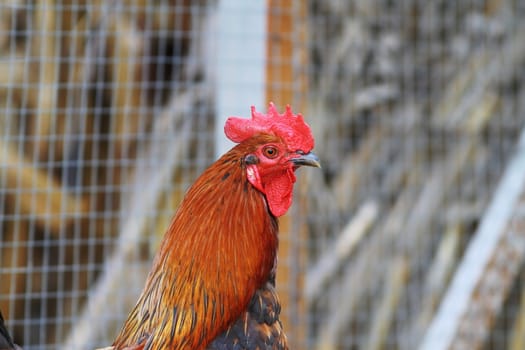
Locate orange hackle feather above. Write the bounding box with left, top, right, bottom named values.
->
left=113, top=134, right=281, bottom=350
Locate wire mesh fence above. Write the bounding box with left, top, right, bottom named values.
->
left=0, top=1, right=524, bottom=349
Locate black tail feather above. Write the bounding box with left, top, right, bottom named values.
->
left=0, top=311, right=18, bottom=350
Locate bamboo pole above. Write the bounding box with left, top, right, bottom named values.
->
left=30, top=0, right=59, bottom=162
left=107, top=16, right=145, bottom=161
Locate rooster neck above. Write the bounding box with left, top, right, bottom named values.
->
left=162, top=149, right=280, bottom=288
left=114, top=139, right=281, bottom=350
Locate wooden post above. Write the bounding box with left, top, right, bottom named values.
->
left=266, top=0, right=309, bottom=348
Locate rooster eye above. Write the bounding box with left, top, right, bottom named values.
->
left=263, top=146, right=278, bottom=159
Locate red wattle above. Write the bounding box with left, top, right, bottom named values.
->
left=263, top=168, right=296, bottom=217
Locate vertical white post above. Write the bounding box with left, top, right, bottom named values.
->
left=215, top=1, right=267, bottom=158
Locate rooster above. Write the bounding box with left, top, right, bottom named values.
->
left=0, top=104, right=319, bottom=350
left=112, top=103, right=319, bottom=350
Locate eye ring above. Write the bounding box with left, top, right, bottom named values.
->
left=262, top=146, right=279, bottom=159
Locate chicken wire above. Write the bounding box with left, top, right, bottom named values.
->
left=0, top=1, right=524, bottom=350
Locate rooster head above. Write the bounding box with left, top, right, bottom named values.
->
left=224, top=103, right=320, bottom=217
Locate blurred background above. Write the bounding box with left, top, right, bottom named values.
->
left=0, top=0, right=524, bottom=349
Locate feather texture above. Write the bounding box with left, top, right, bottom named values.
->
left=208, top=270, right=287, bottom=350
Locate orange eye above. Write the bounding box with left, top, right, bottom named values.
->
left=263, top=146, right=278, bottom=159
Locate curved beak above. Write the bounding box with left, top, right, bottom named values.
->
left=291, top=151, right=321, bottom=168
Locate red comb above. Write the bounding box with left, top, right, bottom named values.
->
left=224, top=103, right=314, bottom=152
